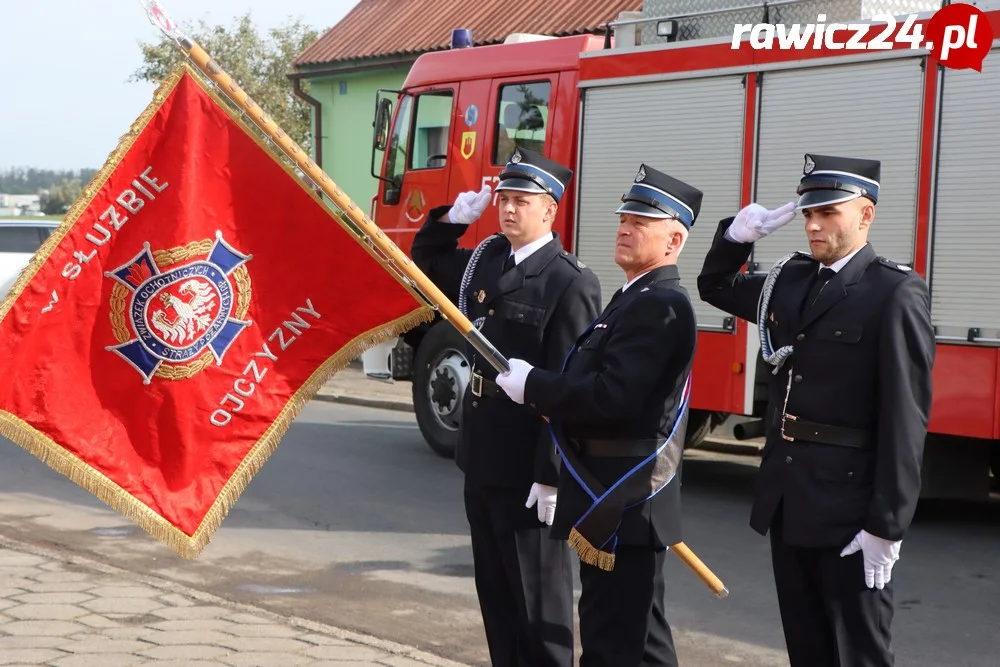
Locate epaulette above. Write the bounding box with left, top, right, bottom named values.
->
left=877, top=256, right=914, bottom=274
left=559, top=250, right=586, bottom=271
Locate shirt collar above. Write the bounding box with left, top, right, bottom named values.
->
left=509, top=232, right=554, bottom=266
left=821, top=245, right=865, bottom=273
left=622, top=269, right=653, bottom=292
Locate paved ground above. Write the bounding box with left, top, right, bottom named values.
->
left=8, top=360, right=994, bottom=665
left=0, top=536, right=466, bottom=666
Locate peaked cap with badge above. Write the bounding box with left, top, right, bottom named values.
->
left=616, top=163, right=704, bottom=229
left=796, top=153, right=881, bottom=210
left=496, top=146, right=573, bottom=203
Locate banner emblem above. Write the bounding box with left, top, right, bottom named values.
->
left=106, top=232, right=252, bottom=383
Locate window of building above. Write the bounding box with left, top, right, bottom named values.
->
left=492, top=82, right=551, bottom=166
left=409, top=91, right=454, bottom=170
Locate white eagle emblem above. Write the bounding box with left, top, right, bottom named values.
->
left=151, top=279, right=218, bottom=345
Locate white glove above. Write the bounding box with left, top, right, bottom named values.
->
left=445, top=185, right=492, bottom=225
left=840, top=529, right=902, bottom=590
left=724, top=201, right=797, bottom=244
left=495, top=358, right=533, bottom=404
left=526, top=482, right=558, bottom=525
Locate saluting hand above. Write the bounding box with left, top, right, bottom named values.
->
left=445, top=184, right=493, bottom=225
left=840, top=529, right=902, bottom=590
left=725, top=201, right=797, bottom=244
left=496, top=358, right=533, bottom=404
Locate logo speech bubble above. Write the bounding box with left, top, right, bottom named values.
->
left=925, top=4, right=994, bottom=72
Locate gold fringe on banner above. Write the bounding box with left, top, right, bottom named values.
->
left=0, top=62, right=435, bottom=559
left=0, top=308, right=432, bottom=559
left=568, top=527, right=616, bottom=572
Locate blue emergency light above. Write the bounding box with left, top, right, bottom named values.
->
left=451, top=28, right=473, bottom=49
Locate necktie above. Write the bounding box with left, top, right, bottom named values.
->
left=804, top=267, right=837, bottom=311
left=502, top=253, right=516, bottom=274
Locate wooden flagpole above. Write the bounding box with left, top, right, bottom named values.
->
left=136, top=0, right=728, bottom=600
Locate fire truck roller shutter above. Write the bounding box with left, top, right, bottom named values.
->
left=575, top=74, right=745, bottom=331
left=930, top=47, right=1000, bottom=344
left=751, top=57, right=924, bottom=270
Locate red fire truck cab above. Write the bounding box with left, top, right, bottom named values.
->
left=368, top=0, right=1000, bottom=499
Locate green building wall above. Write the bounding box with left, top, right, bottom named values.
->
left=308, top=67, right=412, bottom=212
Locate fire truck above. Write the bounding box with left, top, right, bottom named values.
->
left=365, top=0, right=1000, bottom=499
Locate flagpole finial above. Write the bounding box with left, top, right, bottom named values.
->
left=139, top=0, right=190, bottom=50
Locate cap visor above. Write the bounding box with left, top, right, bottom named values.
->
left=615, top=200, right=673, bottom=218
left=496, top=178, right=548, bottom=195
left=796, top=190, right=862, bottom=210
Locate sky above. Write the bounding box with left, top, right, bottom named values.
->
left=0, top=0, right=359, bottom=171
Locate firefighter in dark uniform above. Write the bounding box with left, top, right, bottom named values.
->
left=697, top=154, right=936, bottom=667
left=496, top=164, right=703, bottom=667
left=411, top=146, right=602, bottom=667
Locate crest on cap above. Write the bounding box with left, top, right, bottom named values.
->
left=614, top=163, right=703, bottom=229
left=511, top=149, right=522, bottom=164
left=803, top=155, right=816, bottom=174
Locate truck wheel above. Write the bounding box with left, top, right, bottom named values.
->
left=412, top=322, right=470, bottom=458
left=684, top=409, right=724, bottom=449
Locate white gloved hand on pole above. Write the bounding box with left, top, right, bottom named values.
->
left=840, top=529, right=902, bottom=590
left=495, top=358, right=533, bottom=404
left=526, top=482, right=558, bottom=525
left=445, top=184, right=492, bottom=225
left=724, top=201, right=797, bottom=244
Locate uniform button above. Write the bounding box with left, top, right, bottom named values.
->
left=517, top=314, right=524, bottom=319
left=785, top=456, right=793, bottom=463
left=530, top=403, right=537, bottom=408
left=796, top=333, right=805, bottom=341
left=834, top=330, right=843, bottom=337
left=488, top=309, right=495, bottom=316
left=794, top=374, right=803, bottom=383
left=847, top=471, right=854, bottom=478
left=472, top=401, right=478, bottom=408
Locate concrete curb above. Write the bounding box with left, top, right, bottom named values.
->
left=0, top=534, right=469, bottom=667
left=311, top=393, right=764, bottom=458
left=313, top=392, right=413, bottom=413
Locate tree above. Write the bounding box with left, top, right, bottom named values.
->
left=131, top=13, right=321, bottom=154
left=40, top=179, right=83, bottom=215
left=0, top=168, right=96, bottom=195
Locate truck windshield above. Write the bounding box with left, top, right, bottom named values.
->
left=385, top=94, right=413, bottom=190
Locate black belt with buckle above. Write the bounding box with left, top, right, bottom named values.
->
left=470, top=371, right=508, bottom=400
left=775, top=412, right=875, bottom=449
left=572, top=438, right=662, bottom=458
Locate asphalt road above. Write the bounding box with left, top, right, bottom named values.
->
left=0, top=400, right=998, bottom=665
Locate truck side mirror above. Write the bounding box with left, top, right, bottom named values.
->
left=373, top=98, right=392, bottom=152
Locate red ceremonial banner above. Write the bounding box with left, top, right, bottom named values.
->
left=0, top=64, right=433, bottom=558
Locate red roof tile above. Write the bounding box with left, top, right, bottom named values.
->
left=293, top=0, right=642, bottom=67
